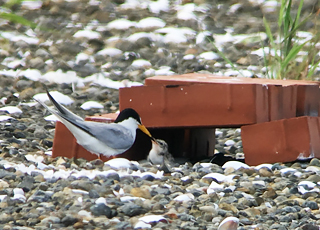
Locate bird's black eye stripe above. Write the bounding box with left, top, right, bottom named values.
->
left=157, top=140, right=167, bottom=148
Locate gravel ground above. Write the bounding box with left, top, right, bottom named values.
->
left=1, top=0, right=320, bottom=229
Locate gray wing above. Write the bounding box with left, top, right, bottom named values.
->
left=82, top=121, right=135, bottom=150
left=35, top=90, right=134, bottom=150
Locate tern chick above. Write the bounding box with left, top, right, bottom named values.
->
left=148, top=139, right=175, bottom=173
left=148, top=139, right=168, bottom=165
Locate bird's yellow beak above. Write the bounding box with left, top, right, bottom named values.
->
left=138, top=124, right=152, bottom=137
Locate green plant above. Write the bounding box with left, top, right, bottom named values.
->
left=0, top=0, right=37, bottom=28
left=262, top=0, right=320, bottom=80
left=0, top=12, right=37, bottom=28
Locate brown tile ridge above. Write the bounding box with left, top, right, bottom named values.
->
left=145, top=73, right=319, bottom=86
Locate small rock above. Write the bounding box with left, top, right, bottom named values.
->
left=0, top=180, right=9, bottom=189
left=302, top=224, right=320, bottom=230
left=17, top=175, right=35, bottom=192
left=0, top=213, right=14, bottom=224
left=141, top=174, right=155, bottom=181
left=219, top=203, right=238, bottom=213
left=242, top=207, right=261, bottom=217
left=34, top=126, right=48, bottom=139
left=73, top=221, right=85, bottom=229
left=40, top=216, right=60, bottom=225
left=309, top=158, right=320, bottom=167
left=0, top=170, right=16, bottom=180
left=262, top=187, right=277, bottom=199
left=19, top=88, right=35, bottom=100
left=120, top=203, right=146, bottom=217
left=306, top=174, right=320, bottom=183
left=29, top=57, right=45, bottom=69
left=258, top=168, right=273, bottom=177
left=151, top=202, right=166, bottom=214
left=61, top=214, right=79, bottom=226
left=114, top=221, right=132, bottom=229
left=35, top=48, right=51, bottom=59
left=90, top=203, right=112, bottom=218
left=70, top=180, right=95, bottom=192
left=303, top=201, right=319, bottom=210
left=88, top=189, right=100, bottom=198
left=131, top=187, right=151, bottom=199
left=15, top=80, right=34, bottom=91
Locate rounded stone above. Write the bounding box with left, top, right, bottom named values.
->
left=90, top=203, right=112, bottom=218
left=303, top=201, right=319, bottom=210
left=120, top=203, right=146, bottom=217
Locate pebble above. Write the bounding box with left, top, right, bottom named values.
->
left=29, top=57, right=45, bottom=69
left=120, top=203, right=146, bottom=217
left=90, top=203, right=113, bottom=218
left=131, top=187, right=151, bottom=199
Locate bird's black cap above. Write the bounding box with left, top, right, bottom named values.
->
left=115, top=108, right=142, bottom=124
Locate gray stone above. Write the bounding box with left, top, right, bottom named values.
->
left=29, top=57, right=45, bottom=69
left=88, top=189, right=100, bottom=198
left=303, top=201, right=319, bottom=210
left=309, top=158, right=320, bottom=167
left=0, top=169, right=16, bottom=180
left=61, top=215, right=78, bottom=226
left=35, top=48, right=50, bottom=59
left=90, top=203, right=112, bottom=218
left=120, top=203, right=146, bottom=217
left=40, top=216, right=61, bottom=225
left=17, top=175, right=35, bottom=192
left=70, top=180, right=95, bottom=191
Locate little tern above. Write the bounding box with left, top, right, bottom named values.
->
left=148, top=139, right=175, bottom=173
left=148, top=139, right=171, bottom=165
left=35, top=90, right=153, bottom=158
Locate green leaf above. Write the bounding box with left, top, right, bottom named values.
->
left=278, top=0, right=286, bottom=28
left=263, top=17, right=276, bottom=50
left=281, top=42, right=305, bottom=69
left=0, top=12, right=37, bottom=28
left=283, top=0, right=293, bottom=38
left=294, top=0, right=304, bottom=29
left=307, top=59, right=320, bottom=79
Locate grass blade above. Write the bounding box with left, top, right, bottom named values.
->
left=0, top=12, right=36, bottom=28
left=263, top=17, right=276, bottom=51
left=294, top=0, right=304, bottom=28
left=281, top=42, right=305, bottom=70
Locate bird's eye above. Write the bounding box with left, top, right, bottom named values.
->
left=158, top=141, right=166, bottom=147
